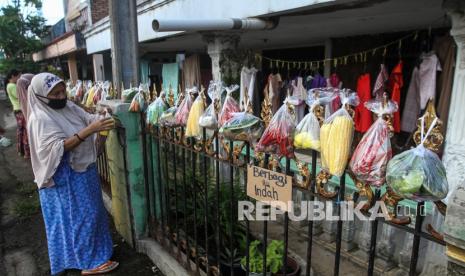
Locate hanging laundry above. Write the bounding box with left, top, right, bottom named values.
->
left=240, top=66, right=258, bottom=112
left=401, top=52, right=442, bottom=133
left=401, top=68, right=420, bottom=133
left=354, top=73, right=373, bottom=133
left=311, top=73, right=327, bottom=89
left=327, top=73, right=342, bottom=113
left=434, top=35, right=456, bottom=133
left=183, top=55, right=201, bottom=90
left=327, top=73, right=343, bottom=89
left=268, top=73, right=283, bottom=114
left=373, top=64, right=389, bottom=99
left=388, top=61, right=403, bottom=133
left=291, top=77, right=307, bottom=122
left=162, top=63, right=179, bottom=99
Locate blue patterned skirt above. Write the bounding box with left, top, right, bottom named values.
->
left=39, top=156, right=113, bottom=275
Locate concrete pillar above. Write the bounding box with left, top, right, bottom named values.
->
left=109, top=0, right=140, bottom=97
left=442, top=1, right=465, bottom=274
left=203, top=33, right=240, bottom=82
left=93, top=54, right=105, bottom=81
left=324, top=38, right=332, bottom=77
left=68, top=54, right=79, bottom=84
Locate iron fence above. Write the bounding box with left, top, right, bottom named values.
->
left=142, top=122, right=445, bottom=276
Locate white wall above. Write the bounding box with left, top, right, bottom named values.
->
left=84, top=0, right=335, bottom=54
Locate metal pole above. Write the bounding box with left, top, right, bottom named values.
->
left=109, top=0, right=140, bottom=98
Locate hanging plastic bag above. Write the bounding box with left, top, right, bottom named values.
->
left=386, top=117, right=448, bottom=201
left=146, top=92, right=167, bottom=125
left=185, top=89, right=206, bottom=138
left=294, top=91, right=336, bottom=151
left=218, top=85, right=240, bottom=127
left=74, top=80, right=83, bottom=102
left=122, top=87, right=138, bottom=103
left=255, top=99, right=296, bottom=158
left=349, top=98, right=398, bottom=187
left=219, top=110, right=264, bottom=143
left=128, top=89, right=146, bottom=112
left=174, top=87, right=197, bottom=127
left=320, top=90, right=359, bottom=176
left=85, top=84, right=96, bottom=107
left=159, top=106, right=177, bottom=127
left=199, top=81, right=224, bottom=129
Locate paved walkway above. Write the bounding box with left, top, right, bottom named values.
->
left=0, top=99, right=161, bottom=276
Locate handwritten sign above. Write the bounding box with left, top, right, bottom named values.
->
left=247, top=165, right=292, bottom=211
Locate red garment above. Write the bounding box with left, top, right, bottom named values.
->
left=388, top=61, right=403, bottom=133
left=355, top=74, right=373, bottom=133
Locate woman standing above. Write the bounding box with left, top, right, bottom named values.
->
left=27, top=73, right=119, bottom=275
left=5, top=69, right=29, bottom=157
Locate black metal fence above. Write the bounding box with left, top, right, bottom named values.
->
left=97, top=135, right=112, bottom=198
left=142, top=124, right=445, bottom=276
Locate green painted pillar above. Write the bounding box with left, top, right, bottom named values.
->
left=99, top=100, right=148, bottom=247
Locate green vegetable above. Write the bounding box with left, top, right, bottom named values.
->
left=240, top=240, right=284, bottom=274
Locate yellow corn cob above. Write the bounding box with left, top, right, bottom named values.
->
left=185, top=98, right=204, bottom=137
left=320, top=116, right=353, bottom=176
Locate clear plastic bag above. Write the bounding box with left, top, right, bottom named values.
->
left=199, top=81, right=224, bottom=129
left=294, top=91, right=336, bottom=151
left=255, top=100, right=296, bottom=158
left=320, top=91, right=358, bottom=176
left=146, top=92, right=167, bottom=125
left=159, top=107, right=177, bottom=127
left=128, top=90, right=146, bottom=112
left=185, top=90, right=205, bottom=138
left=122, top=87, right=138, bottom=103
left=174, top=87, right=197, bottom=127
left=74, top=80, right=83, bottom=101
left=218, top=85, right=240, bottom=127
left=219, top=111, right=264, bottom=143
left=349, top=98, right=398, bottom=187
left=386, top=118, right=448, bottom=201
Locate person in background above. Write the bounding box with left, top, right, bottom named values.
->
left=15, top=73, right=34, bottom=157
left=16, top=73, right=34, bottom=123
left=27, top=73, right=119, bottom=275
left=5, top=69, right=28, bottom=157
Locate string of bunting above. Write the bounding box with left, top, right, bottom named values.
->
left=256, top=31, right=419, bottom=69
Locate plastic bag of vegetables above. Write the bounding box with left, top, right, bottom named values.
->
left=255, top=99, right=296, bottom=158
left=174, top=87, right=197, bottom=127
left=218, top=85, right=240, bottom=127
left=159, top=106, right=177, bottom=127
left=294, top=91, right=336, bottom=151
left=219, top=111, right=264, bottom=143
left=146, top=92, right=167, bottom=125
left=122, top=87, right=138, bottom=103
left=128, top=90, right=146, bottom=112
left=386, top=117, right=448, bottom=201
left=349, top=98, right=398, bottom=187
left=320, top=90, right=359, bottom=176
left=199, top=81, right=223, bottom=129
left=185, top=89, right=206, bottom=138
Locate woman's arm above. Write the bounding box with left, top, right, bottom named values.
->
left=63, top=117, right=114, bottom=152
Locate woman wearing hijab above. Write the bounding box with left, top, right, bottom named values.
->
left=15, top=73, right=34, bottom=157
left=5, top=69, right=28, bottom=157
left=27, top=73, right=119, bottom=275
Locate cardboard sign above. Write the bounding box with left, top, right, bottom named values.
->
left=247, top=165, right=292, bottom=211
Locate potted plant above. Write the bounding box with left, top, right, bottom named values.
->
left=241, top=240, right=300, bottom=276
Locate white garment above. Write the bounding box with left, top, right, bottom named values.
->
left=291, top=77, right=307, bottom=122
left=240, top=67, right=258, bottom=110
left=27, top=73, right=100, bottom=188
left=418, top=52, right=442, bottom=109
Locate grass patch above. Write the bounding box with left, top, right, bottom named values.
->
left=17, top=182, right=38, bottom=195
left=13, top=192, right=40, bottom=218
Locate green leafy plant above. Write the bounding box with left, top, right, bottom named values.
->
left=241, top=240, right=284, bottom=274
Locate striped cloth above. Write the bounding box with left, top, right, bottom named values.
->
left=373, top=64, right=389, bottom=98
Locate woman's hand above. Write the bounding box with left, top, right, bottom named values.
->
left=88, top=117, right=115, bottom=133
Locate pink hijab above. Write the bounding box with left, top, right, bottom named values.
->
left=16, top=73, right=34, bottom=121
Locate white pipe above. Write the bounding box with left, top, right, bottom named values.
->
left=152, top=18, right=276, bottom=32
